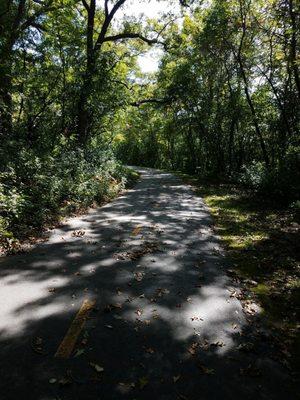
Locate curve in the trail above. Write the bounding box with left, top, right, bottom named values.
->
left=0, top=168, right=295, bottom=400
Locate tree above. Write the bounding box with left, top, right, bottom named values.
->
left=75, top=0, right=162, bottom=144
left=0, top=0, right=56, bottom=138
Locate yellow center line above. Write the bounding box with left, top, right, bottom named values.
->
left=54, top=298, right=96, bottom=358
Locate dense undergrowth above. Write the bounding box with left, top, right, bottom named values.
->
left=0, top=147, right=139, bottom=253
left=178, top=172, right=300, bottom=369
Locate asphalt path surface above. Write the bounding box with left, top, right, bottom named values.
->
left=0, top=168, right=296, bottom=399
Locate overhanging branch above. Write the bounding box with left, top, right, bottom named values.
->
left=82, top=0, right=90, bottom=11
left=102, top=32, right=165, bottom=47
left=130, top=98, right=171, bottom=107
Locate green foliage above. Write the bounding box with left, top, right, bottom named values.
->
left=116, top=0, right=299, bottom=205
left=239, top=152, right=300, bottom=205
left=0, top=148, right=130, bottom=248
left=238, top=162, right=266, bottom=189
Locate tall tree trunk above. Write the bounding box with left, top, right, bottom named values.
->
left=186, top=123, right=197, bottom=173
left=0, top=53, right=13, bottom=138
left=240, top=64, right=270, bottom=167
left=224, top=64, right=238, bottom=174
left=288, top=0, right=300, bottom=99
left=0, top=0, right=53, bottom=139
left=0, top=58, right=12, bottom=138
left=76, top=0, right=96, bottom=144
left=236, top=0, right=270, bottom=166
left=77, top=79, right=92, bottom=144
left=228, top=115, right=236, bottom=174
left=0, top=0, right=27, bottom=138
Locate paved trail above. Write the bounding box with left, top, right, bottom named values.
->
left=0, top=168, right=295, bottom=400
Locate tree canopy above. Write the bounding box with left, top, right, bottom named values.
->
left=0, top=0, right=299, bottom=243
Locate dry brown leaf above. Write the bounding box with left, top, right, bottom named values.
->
left=145, top=347, right=155, bottom=354
left=240, top=364, right=261, bottom=377
left=188, top=342, right=199, bottom=355
left=198, top=363, right=215, bottom=375
left=90, top=362, right=104, bottom=373
left=72, top=230, right=85, bottom=237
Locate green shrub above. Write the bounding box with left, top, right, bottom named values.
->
left=239, top=153, right=300, bottom=205
left=0, top=147, right=133, bottom=249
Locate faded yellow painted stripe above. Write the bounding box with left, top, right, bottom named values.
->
left=55, top=298, right=95, bottom=358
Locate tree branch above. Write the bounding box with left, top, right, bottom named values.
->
left=103, top=32, right=166, bottom=48
left=94, top=0, right=127, bottom=51
left=109, top=79, right=132, bottom=90
left=30, top=21, right=47, bottom=32
left=104, top=0, right=109, bottom=17
left=19, top=1, right=56, bottom=32
left=130, top=98, right=171, bottom=107
left=82, top=0, right=90, bottom=11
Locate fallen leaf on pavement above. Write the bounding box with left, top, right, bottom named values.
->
left=72, top=230, right=85, bottom=237
left=197, top=363, right=215, bottom=375
left=118, top=382, right=136, bottom=392
left=104, top=303, right=122, bottom=312
left=188, top=342, right=199, bottom=355
left=145, top=347, right=155, bottom=354
left=134, top=271, right=145, bottom=282
left=237, top=342, right=255, bottom=352
left=177, top=394, right=188, bottom=400
left=210, top=341, right=225, bottom=348
left=58, top=377, right=72, bottom=386
left=74, top=348, right=85, bottom=357
left=191, top=316, right=203, bottom=321
left=90, top=363, right=104, bottom=373
left=139, top=376, right=148, bottom=389
left=240, top=364, right=261, bottom=377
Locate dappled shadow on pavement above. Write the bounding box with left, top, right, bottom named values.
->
left=0, top=168, right=296, bottom=400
